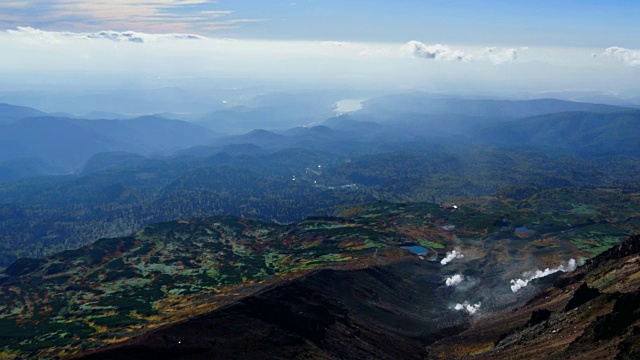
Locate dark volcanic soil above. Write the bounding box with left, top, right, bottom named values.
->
left=76, top=259, right=470, bottom=360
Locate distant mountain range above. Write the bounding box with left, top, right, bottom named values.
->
left=1, top=95, right=639, bottom=183
left=0, top=94, right=639, bottom=359
left=194, top=94, right=337, bottom=134
left=477, top=110, right=640, bottom=156
left=359, top=93, right=633, bottom=119
left=0, top=115, right=220, bottom=173
left=0, top=103, right=46, bottom=124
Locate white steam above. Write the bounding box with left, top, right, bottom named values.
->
left=440, top=250, right=464, bottom=265
left=510, top=259, right=577, bottom=293
left=454, top=301, right=481, bottom=315
left=445, top=274, right=465, bottom=287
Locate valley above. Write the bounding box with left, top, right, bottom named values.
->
left=0, top=192, right=638, bottom=358
left=0, top=93, right=639, bottom=360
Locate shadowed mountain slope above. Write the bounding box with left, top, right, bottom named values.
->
left=77, top=262, right=467, bottom=360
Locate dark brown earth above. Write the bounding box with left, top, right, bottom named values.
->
left=77, top=259, right=470, bottom=360
left=76, top=235, right=640, bottom=360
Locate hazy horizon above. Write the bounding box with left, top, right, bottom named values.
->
left=0, top=1, right=639, bottom=108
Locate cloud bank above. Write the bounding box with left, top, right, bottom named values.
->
left=402, top=41, right=519, bottom=64
left=7, top=26, right=205, bottom=43
left=1, top=27, right=639, bottom=98
left=401, top=41, right=466, bottom=62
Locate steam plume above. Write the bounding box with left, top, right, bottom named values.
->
left=440, top=250, right=464, bottom=265
left=454, top=301, right=481, bottom=315
left=510, top=259, right=577, bottom=293
left=445, top=274, right=464, bottom=286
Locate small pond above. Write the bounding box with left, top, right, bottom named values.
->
left=400, top=245, right=429, bottom=255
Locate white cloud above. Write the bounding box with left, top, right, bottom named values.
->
left=402, top=41, right=518, bottom=64
left=84, top=30, right=205, bottom=43
left=5, top=26, right=63, bottom=44
left=440, top=250, right=464, bottom=265
left=454, top=301, right=481, bottom=315
left=602, top=46, right=640, bottom=67
left=510, top=259, right=577, bottom=293
left=1, top=28, right=637, bottom=98
left=402, top=41, right=467, bottom=61
left=6, top=26, right=205, bottom=44
left=445, top=274, right=464, bottom=286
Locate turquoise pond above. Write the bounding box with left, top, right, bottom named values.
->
left=400, top=246, right=429, bottom=255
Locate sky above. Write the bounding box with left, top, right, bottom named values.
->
left=0, top=0, right=639, bottom=99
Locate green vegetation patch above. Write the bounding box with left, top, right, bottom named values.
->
left=417, top=240, right=445, bottom=249
left=568, top=224, right=632, bottom=255
left=570, top=204, right=598, bottom=215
